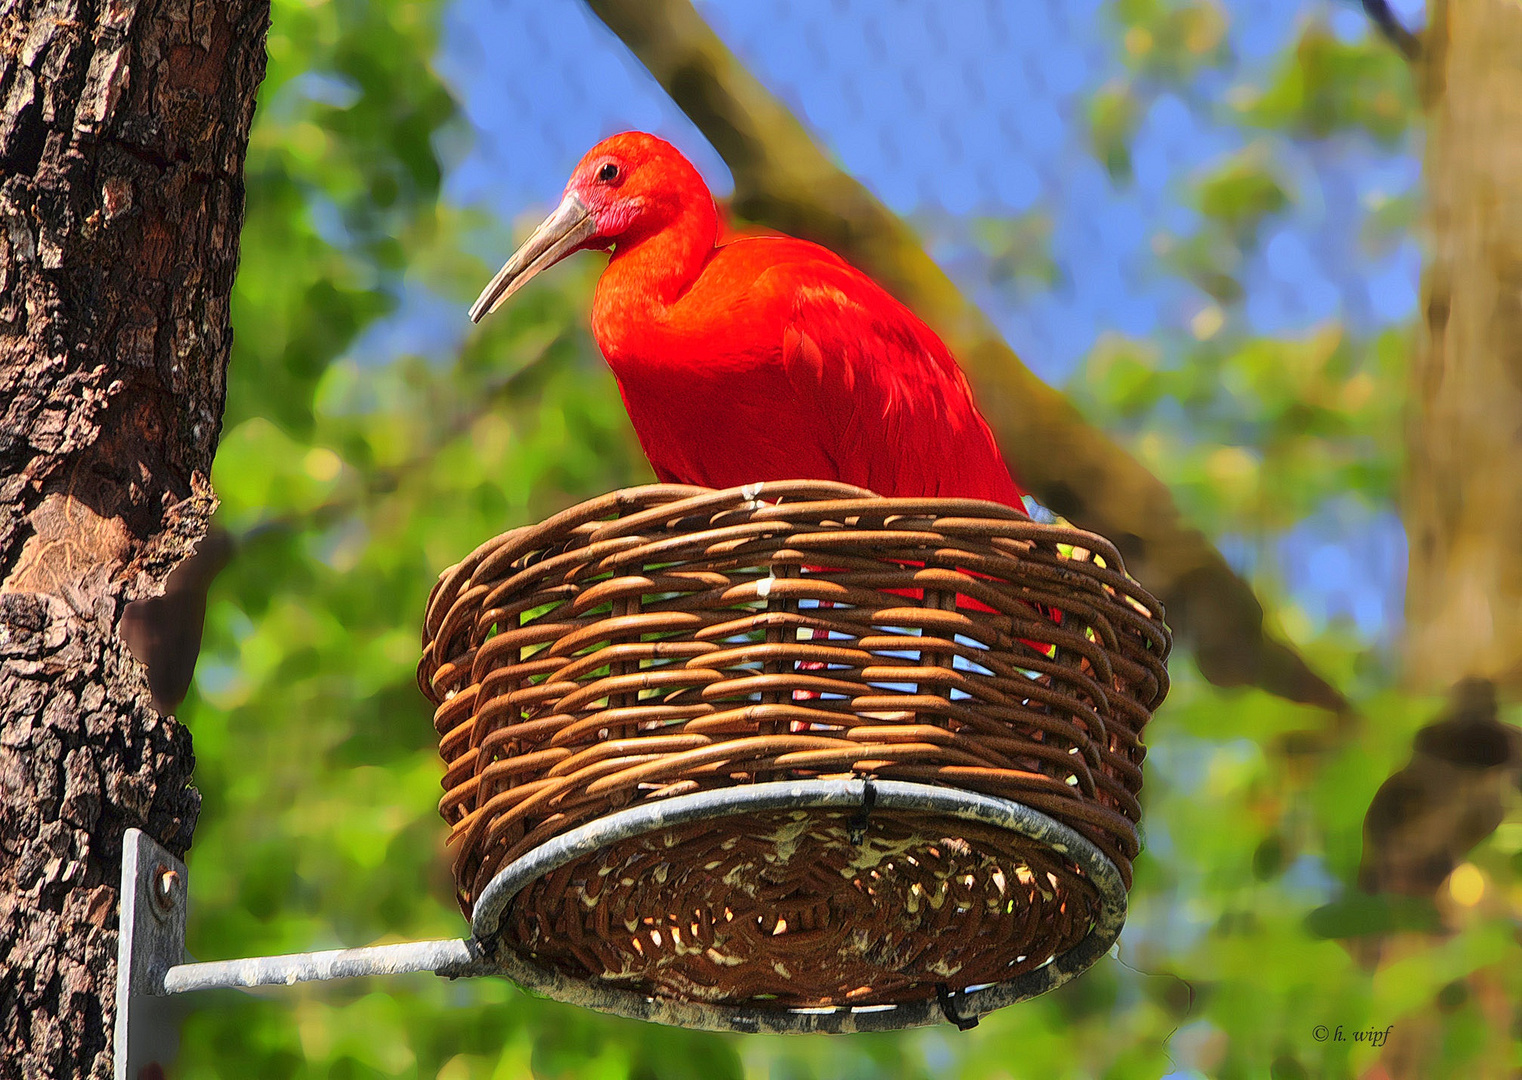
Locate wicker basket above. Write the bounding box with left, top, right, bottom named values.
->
left=419, top=482, right=1169, bottom=1029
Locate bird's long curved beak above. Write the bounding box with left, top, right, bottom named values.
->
left=469, top=193, right=598, bottom=323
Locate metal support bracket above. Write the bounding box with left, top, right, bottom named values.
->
left=113, top=829, right=490, bottom=1080
left=114, top=779, right=1127, bottom=1066
left=114, top=828, right=188, bottom=1080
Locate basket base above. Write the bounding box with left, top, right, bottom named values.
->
left=469, top=780, right=1126, bottom=1032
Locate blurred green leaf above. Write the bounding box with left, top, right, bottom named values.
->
left=1194, top=146, right=1291, bottom=245
left=1305, top=895, right=1443, bottom=939
left=1242, top=22, right=1416, bottom=145
left=1110, top=0, right=1231, bottom=83
left=1089, top=80, right=1142, bottom=182
left=971, top=211, right=1062, bottom=292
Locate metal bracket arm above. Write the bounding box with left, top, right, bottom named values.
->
left=161, top=937, right=490, bottom=993
left=113, top=828, right=488, bottom=1080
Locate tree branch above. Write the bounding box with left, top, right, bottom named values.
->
left=1360, top=679, right=1521, bottom=899
left=1362, top=0, right=1423, bottom=61
left=584, top=0, right=1350, bottom=714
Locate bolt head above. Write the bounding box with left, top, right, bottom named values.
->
left=153, top=866, right=181, bottom=912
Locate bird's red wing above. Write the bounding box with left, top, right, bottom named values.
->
left=769, top=262, right=1027, bottom=507
left=764, top=261, right=1055, bottom=674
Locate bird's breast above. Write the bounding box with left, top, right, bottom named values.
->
left=606, top=349, right=839, bottom=490
left=588, top=248, right=851, bottom=490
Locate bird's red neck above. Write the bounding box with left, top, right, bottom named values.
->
left=591, top=187, right=718, bottom=353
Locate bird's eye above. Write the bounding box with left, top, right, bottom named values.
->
left=597, top=162, right=620, bottom=183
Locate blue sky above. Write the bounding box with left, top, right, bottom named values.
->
left=384, top=0, right=1424, bottom=644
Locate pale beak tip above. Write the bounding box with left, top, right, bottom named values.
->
left=467, top=292, right=494, bottom=324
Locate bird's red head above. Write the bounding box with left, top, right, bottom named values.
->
left=470, top=132, right=716, bottom=322
left=566, top=132, right=712, bottom=248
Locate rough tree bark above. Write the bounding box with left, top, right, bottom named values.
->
left=0, top=3, right=268, bottom=1077
left=585, top=0, right=1349, bottom=716
left=1405, top=0, right=1522, bottom=695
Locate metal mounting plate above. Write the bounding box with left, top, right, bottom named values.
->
left=114, top=828, right=188, bottom=1080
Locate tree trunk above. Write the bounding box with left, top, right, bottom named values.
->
left=0, top=3, right=268, bottom=1076
left=1368, top=3, right=1522, bottom=1075
left=1405, top=0, right=1522, bottom=694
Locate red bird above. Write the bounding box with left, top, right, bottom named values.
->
left=471, top=132, right=1027, bottom=509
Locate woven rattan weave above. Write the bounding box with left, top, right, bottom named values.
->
left=419, top=482, right=1170, bottom=1012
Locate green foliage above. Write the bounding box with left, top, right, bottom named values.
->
left=970, top=212, right=1062, bottom=294
left=1089, top=80, right=1143, bottom=182
left=230, top=0, right=459, bottom=438
left=1061, top=6, right=1519, bottom=1080
left=1241, top=21, right=1417, bottom=145
left=175, top=0, right=1522, bottom=1077
left=1193, top=146, right=1290, bottom=245
left=1090, top=0, right=1231, bottom=187
left=1074, top=324, right=1405, bottom=536
left=1110, top=0, right=1231, bottom=83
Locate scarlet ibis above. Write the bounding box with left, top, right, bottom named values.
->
left=470, top=131, right=1027, bottom=508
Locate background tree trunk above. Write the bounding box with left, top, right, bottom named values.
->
left=1405, top=0, right=1522, bottom=694
left=0, top=3, right=268, bottom=1076
left=1361, top=2, right=1522, bottom=1075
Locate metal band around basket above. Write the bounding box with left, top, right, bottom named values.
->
left=469, top=779, right=1127, bottom=1034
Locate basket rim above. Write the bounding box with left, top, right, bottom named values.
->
left=469, top=778, right=1127, bottom=1033
left=420, top=482, right=1170, bottom=651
